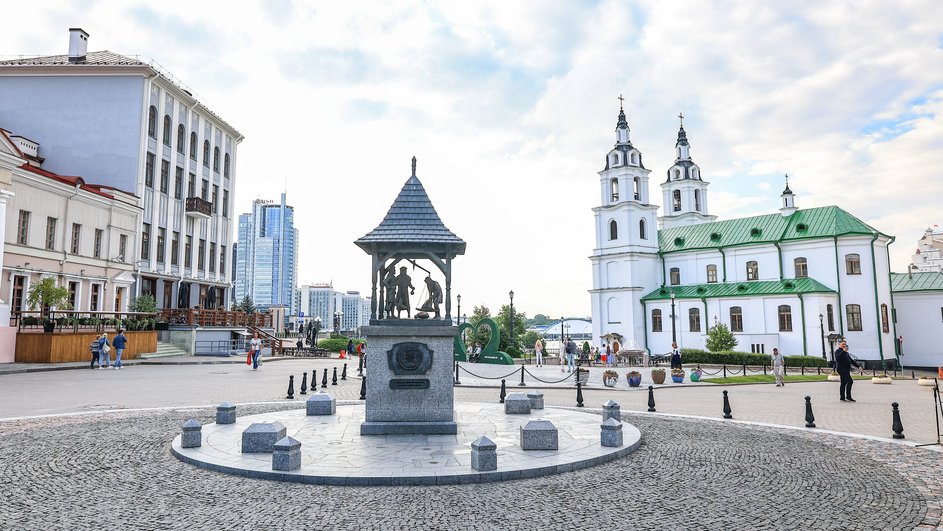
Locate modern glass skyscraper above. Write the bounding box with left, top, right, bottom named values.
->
left=235, top=193, right=298, bottom=316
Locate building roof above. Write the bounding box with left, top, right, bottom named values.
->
left=658, top=205, right=884, bottom=254
left=18, top=162, right=137, bottom=201
left=890, top=272, right=943, bottom=292
left=0, top=51, right=147, bottom=67
left=641, top=277, right=835, bottom=301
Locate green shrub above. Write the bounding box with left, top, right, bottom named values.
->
left=680, top=348, right=829, bottom=367
left=317, top=337, right=364, bottom=352
left=783, top=355, right=828, bottom=367
left=506, top=345, right=521, bottom=358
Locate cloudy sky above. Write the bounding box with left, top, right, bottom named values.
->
left=2, top=1, right=942, bottom=318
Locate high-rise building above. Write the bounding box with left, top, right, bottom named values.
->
left=235, top=194, right=298, bottom=316
left=0, top=29, right=242, bottom=309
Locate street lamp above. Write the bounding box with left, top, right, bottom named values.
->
left=670, top=291, right=677, bottom=344
left=334, top=311, right=343, bottom=335
left=462, top=313, right=466, bottom=324
left=819, top=313, right=826, bottom=360
left=509, top=290, right=518, bottom=363
left=456, top=294, right=461, bottom=325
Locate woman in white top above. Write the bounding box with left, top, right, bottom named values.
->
left=250, top=333, right=263, bottom=370
left=534, top=339, right=543, bottom=367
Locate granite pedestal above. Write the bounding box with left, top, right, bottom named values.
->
left=602, top=400, right=620, bottom=422
left=181, top=419, right=202, bottom=449
left=470, top=435, right=497, bottom=472
left=527, top=391, right=544, bottom=410
left=601, top=418, right=623, bottom=447
left=241, top=422, right=286, bottom=453
left=521, top=419, right=558, bottom=450
left=272, top=436, right=302, bottom=471
left=216, top=402, right=236, bottom=425
left=504, top=393, right=532, bottom=414
left=306, top=393, right=336, bottom=416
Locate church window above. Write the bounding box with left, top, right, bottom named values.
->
left=609, top=220, right=618, bottom=240
left=176, top=124, right=185, bottom=154
left=845, top=254, right=861, bottom=275
left=672, top=190, right=681, bottom=212
left=674, top=169, right=681, bottom=180
left=881, top=304, right=889, bottom=333
left=631, top=152, right=638, bottom=165
left=651, top=309, right=662, bottom=332
left=746, top=261, right=759, bottom=281
left=610, top=178, right=619, bottom=202
left=189, top=132, right=197, bottom=161
left=826, top=304, right=835, bottom=331
left=633, top=177, right=640, bottom=201
left=669, top=267, right=680, bottom=286
left=689, top=308, right=701, bottom=332
left=794, top=257, right=808, bottom=278
left=693, top=168, right=699, bottom=179
left=203, top=140, right=210, bottom=167
left=846, top=304, right=863, bottom=331
left=730, top=306, right=743, bottom=332
left=162, top=115, right=172, bottom=147
left=706, top=264, right=717, bottom=283
left=778, top=305, right=793, bottom=332
left=147, top=106, right=157, bottom=138
left=639, top=219, right=647, bottom=240
left=694, top=190, right=701, bottom=212
left=224, top=154, right=231, bottom=178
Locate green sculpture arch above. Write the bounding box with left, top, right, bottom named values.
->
left=453, top=317, right=513, bottom=365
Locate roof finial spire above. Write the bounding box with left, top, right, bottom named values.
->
left=411, top=156, right=417, bottom=177
left=678, top=112, right=684, bottom=127
left=618, top=93, right=624, bottom=110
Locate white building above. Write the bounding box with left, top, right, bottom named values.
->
left=591, top=107, right=897, bottom=365
left=891, top=271, right=943, bottom=369
left=0, top=28, right=242, bottom=310
left=0, top=131, right=20, bottom=361
left=910, top=227, right=943, bottom=273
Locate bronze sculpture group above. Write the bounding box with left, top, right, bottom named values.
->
left=382, top=265, right=442, bottom=320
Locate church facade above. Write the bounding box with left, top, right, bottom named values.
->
left=590, top=106, right=898, bottom=364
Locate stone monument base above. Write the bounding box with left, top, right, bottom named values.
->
left=360, top=419, right=457, bottom=435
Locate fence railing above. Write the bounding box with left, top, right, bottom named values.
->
left=12, top=310, right=159, bottom=333
left=160, top=308, right=272, bottom=328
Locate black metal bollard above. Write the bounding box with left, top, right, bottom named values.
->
left=763, top=364, right=767, bottom=375
left=359, top=375, right=366, bottom=400
left=817, top=366, right=821, bottom=376
left=332, top=367, right=338, bottom=386
left=358, top=352, right=364, bottom=375
left=576, top=382, right=584, bottom=407
left=911, top=370, right=915, bottom=380
left=321, top=368, right=328, bottom=388
left=723, top=365, right=727, bottom=378
left=518, top=365, right=526, bottom=387
left=311, top=370, right=317, bottom=390
left=454, top=362, right=461, bottom=385
left=499, top=379, right=507, bottom=403
left=576, top=364, right=581, bottom=386
left=722, top=390, right=733, bottom=419
left=891, top=402, right=905, bottom=439
left=742, top=364, right=746, bottom=376
left=647, top=385, right=656, bottom=412
left=801, top=365, right=805, bottom=376
left=341, top=363, right=347, bottom=381
left=300, top=372, right=308, bottom=395
left=286, top=375, right=295, bottom=400
left=804, top=396, right=816, bottom=428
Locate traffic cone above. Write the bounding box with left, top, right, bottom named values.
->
left=938, top=366, right=942, bottom=378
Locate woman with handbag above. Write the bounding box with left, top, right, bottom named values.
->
left=98, top=333, right=111, bottom=369
left=250, top=333, right=263, bottom=370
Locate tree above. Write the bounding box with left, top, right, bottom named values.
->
left=467, top=305, right=492, bottom=347
left=129, top=294, right=157, bottom=313
left=705, top=322, right=738, bottom=352
left=238, top=296, right=256, bottom=314
left=526, top=314, right=552, bottom=327
left=26, top=277, right=71, bottom=315
left=495, top=304, right=527, bottom=353
left=521, top=330, right=544, bottom=353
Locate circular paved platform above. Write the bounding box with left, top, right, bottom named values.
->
left=171, top=401, right=641, bottom=486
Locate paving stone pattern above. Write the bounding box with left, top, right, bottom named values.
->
left=0, top=403, right=936, bottom=530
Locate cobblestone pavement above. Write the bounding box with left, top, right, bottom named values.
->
left=0, top=403, right=939, bottom=530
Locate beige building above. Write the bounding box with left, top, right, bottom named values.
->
left=0, top=131, right=17, bottom=361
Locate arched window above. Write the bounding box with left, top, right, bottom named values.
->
left=610, top=178, right=619, bottom=201
left=694, top=189, right=701, bottom=211
left=162, top=115, right=172, bottom=146
left=673, top=169, right=681, bottom=180
left=639, top=218, right=647, bottom=240
left=706, top=264, right=717, bottom=283
left=202, top=140, right=210, bottom=167
left=609, top=220, right=618, bottom=240
left=651, top=309, right=662, bottom=332
left=881, top=303, right=889, bottom=333
left=147, top=106, right=157, bottom=138
left=176, top=125, right=185, bottom=154
left=213, top=146, right=220, bottom=172
left=845, top=253, right=861, bottom=275
left=794, top=257, right=808, bottom=278
left=693, top=168, right=699, bottom=179
left=607, top=297, right=622, bottom=324
left=633, top=177, right=640, bottom=200
left=224, top=154, right=230, bottom=178
left=189, top=132, right=197, bottom=161
left=846, top=304, right=862, bottom=331
left=746, top=261, right=759, bottom=280
left=778, top=305, right=793, bottom=332
left=631, top=152, right=637, bottom=165
left=729, top=306, right=743, bottom=332
left=669, top=267, right=680, bottom=285
left=689, top=308, right=701, bottom=332
left=826, top=304, right=835, bottom=331
left=672, top=190, right=681, bottom=212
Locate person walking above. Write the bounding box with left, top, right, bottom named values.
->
left=534, top=339, right=544, bottom=367
left=670, top=341, right=682, bottom=370
left=89, top=334, right=101, bottom=369
left=605, top=344, right=613, bottom=368
left=112, top=330, right=127, bottom=369
left=346, top=339, right=354, bottom=360
left=834, top=340, right=861, bottom=402
left=472, top=342, right=482, bottom=363
left=250, top=332, right=263, bottom=371
left=771, top=347, right=785, bottom=386
left=565, top=336, right=577, bottom=373
left=98, top=333, right=111, bottom=369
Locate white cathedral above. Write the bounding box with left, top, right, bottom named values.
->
left=590, top=105, right=900, bottom=365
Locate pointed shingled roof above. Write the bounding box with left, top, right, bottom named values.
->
left=355, top=158, right=466, bottom=254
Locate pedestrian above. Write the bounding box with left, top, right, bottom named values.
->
left=565, top=336, right=577, bottom=373
left=89, top=334, right=101, bottom=369
left=98, top=333, right=111, bottom=369
left=670, top=341, right=682, bottom=369
left=346, top=339, right=354, bottom=360
left=250, top=332, right=263, bottom=370
left=771, top=347, right=784, bottom=386
left=605, top=344, right=612, bottom=367
left=834, top=340, right=861, bottom=402
left=112, top=330, right=127, bottom=369
left=534, top=339, right=543, bottom=367
left=472, top=342, right=482, bottom=363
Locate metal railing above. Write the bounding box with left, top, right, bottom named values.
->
left=12, top=310, right=159, bottom=333
left=185, top=196, right=212, bottom=217
left=160, top=308, right=272, bottom=328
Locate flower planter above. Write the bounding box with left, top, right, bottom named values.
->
left=651, top=370, right=666, bottom=385
left=603, top=373, right=619, bottom=387
left=627, top=373, right=642, bottom=387
left=671, top=375, right=684, bottom=384
left=826, top=373, right=841, bottom=382
left=871, top=376, right=893, bottom=385
left=917, top=378, right=937, bottom=387
left=689, top=371, right=700, bottom=383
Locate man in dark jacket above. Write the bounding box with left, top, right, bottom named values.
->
left=834, top=340, right=861, bottom=402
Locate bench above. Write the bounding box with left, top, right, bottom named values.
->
left=282, top=347, right=331, bottom=358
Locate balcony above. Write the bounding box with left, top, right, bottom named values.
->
left=185, top=197, right=212, bottom=219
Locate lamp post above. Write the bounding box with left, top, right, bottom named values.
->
left=462, top=313, right=466, bottom=324
left=670, top=291, right=677, bottom=344
left=509, top=290, right=516, bottom=361
left=456, top=294, right=461, bottom=325
left=334, top=311, right=342, bottom=335
left=819, top=313, right=826, bottom=360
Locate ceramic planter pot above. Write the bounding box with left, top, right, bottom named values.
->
left=651, top=371, right=666, bottom=385
left=689, top=371, right=700, bottom=383
left=671, top=375, right=684, bottom=383
left=603, top=375, right=618, bottom=387
left=917, top=378, right=937, bottom=387
left=627, top=374, right=642, bottom=387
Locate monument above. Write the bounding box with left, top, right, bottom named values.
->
left=355, top=157, right=465, bottom=435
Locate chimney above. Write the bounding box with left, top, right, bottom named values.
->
left=68, top=28, right=89, bottom=63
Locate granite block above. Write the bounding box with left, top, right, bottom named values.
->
left=520, top=419, right=558, bottom=450
left=306, top=393, right=336, bottom=416
left=601, top=417, right=623, bottom=447
left=504, top=393, right=532, bottom=414
left=241, top=422, right=287, bottom=453
left=216, top=402, right=236, bottom=425
left=602, top=400, right=621, bottom=422
left=181, top=419, right=202, bottom=449
left=526, top=391, right=544, bottom=410
left=470, top=435, right=497, bottom=472
left=272, top=436, right=301, bottom=471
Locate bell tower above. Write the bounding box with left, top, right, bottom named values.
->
left=659, top=113, right=716, bottom=229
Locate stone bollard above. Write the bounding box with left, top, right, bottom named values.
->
left=272, top=436, right=301, bottom=471
left=891, top=402, right=905, bottom=439
left=242, top=422, right=287, bottom=453
left=499, top=379, right=507, bottom=403
left=332, top=367, right=338, bottom=386
left=470, top=436, right=497, bottom=472
left=306, top=393, right=336, bottom=416
left=216, top=402, right=236, bottom=425
left=520, top=420, right=558, bottom=450
left=600, top=418, right=623, bottom=447
left=504, top=393, right=532, bottom=414
left=181, top=419, right=202, bottom=448
left=602, top=400, right=620, bottom=422
left=527, top=391, right=544, bottom=410
left=286, top=375, right=295, bottom=399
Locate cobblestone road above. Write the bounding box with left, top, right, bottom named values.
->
left=0, top=402, right=939, bottom=530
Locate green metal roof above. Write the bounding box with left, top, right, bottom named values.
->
left=890, top=272, right=943, bottom=292
left=658, top=206, right=883, bottom=253
left=641, top=278, right=836, bottom=301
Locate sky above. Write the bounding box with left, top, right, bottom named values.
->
left=2, top=1, right=942, bottom=319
